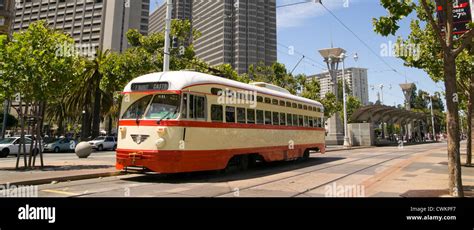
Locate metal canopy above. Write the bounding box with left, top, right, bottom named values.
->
left=351, top=105, right=427, bottom=124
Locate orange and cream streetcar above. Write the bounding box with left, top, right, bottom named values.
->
left=116, top=71, right=326, bottom=173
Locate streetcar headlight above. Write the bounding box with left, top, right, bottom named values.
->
left=157, top=127, right=167, bottom=136
left=155, top=138, right=166, bottom=148
left=120, top=127, right=127, bottom=139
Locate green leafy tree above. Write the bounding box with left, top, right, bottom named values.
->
left=373, top=0, right=474, bottom=197
left=0, top=21, right=80, bottom=167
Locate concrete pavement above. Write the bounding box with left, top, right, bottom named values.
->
left=0, top=151, right=118, bottom=186
left=11, top=141, right=470, bottom=198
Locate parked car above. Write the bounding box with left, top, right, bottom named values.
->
left=43, top=138, right=78, bottom=153
left=88, top=136, right=117, bottom=151
left=0, top=137, right=41, bottom=158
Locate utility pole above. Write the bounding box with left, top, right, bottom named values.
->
left=163, top=0, right=172, bottom=72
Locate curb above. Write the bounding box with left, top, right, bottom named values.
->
left=0, top=170, right=123, bottom=187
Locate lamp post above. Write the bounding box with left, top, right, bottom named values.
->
left=319, top=47, right=346, bottom=145
left=340, top=53, right=349, bottom=147
left=339, top=52, right=359, bottom=147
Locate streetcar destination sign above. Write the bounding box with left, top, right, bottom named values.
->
left=131, top=82, right=169, bottom=91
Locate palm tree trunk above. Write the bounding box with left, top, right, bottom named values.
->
left=92, top=77, right=102, bottom=138
left=443, top=53, right=463, bottom=197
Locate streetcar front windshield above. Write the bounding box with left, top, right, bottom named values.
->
left=122, top=94, right=180, bottom=120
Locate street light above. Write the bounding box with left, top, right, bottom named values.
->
left=340, top=53, right=349, bottom=147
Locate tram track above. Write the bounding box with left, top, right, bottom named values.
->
left=36, top=144, right=444, bottom=197
left=214, top=144, right=444, bottom=197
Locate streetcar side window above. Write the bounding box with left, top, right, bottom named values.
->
left=287, top=114, right=292, bottom=126
left=292, top=103, right=297, bottom=108
left=315, top=117, right=321, bottom=128
left=237, top=108, right=246, bottom=124
left=226, top=106, right=236, bottom=123
left=189, top=95, right=195, bottom=119
left=211, top=105, right=223, bottom=122
left=309, top=117, right=314, bottom=127
left=256, top=110, right=264, bottom=124
left=181, top=94, right=188, bottom=119
left=272, top=99, right=279, bottom=105
left=195, top=96, right=206, bottom=119
left=298, top=115, right=304, bottom=126
left=304, top=116, right=309, bottom=127
left=292, top=114, right=298, bottom=126
left=264, top=98, right=271, bottom=104
left=264, top=111, right=272, bottom=125
left=247, top=109, right=255, bottom=124
left=188, top=95, right=206, bottom=119
left=272, top=112, right=279, bottom=125
left=280, top=113, right=286, bottom=126
left=286, top=102, right=291, bottom=107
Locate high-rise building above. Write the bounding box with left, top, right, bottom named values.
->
left=149, top=0, right=277, bottom=74
left=0, top=0, right=14, bottom=35
left=148, top=0, right=192, bottom=34
left=12, top=0, right=149, bottom=53
left=308, top=67, right=369, bottom=105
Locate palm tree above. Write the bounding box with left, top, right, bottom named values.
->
left=65, top=49, right=110, bottom=140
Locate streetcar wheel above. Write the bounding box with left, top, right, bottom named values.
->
left=239, top=155, right=249, bottom=171
left=302, top=149, right=310, bottom=161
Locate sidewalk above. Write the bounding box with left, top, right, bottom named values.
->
left=363, top=141, right=474, bottom=197
left=0, top=152, right=119, bottom=186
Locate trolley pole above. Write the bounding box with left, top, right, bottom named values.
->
left=163, top=0, right=173, bottom=72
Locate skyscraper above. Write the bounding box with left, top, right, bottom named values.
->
left=149, top=0, right=277, bottom=74
left=308, top=67, right=370, bottom=105
left=0, top=0, right=14, bottom=35
left=12, top=0, right=149, bottom=53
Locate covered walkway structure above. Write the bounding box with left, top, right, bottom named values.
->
left=350, top=105, right=429, bottom=146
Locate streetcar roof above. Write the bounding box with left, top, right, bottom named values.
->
left=123, top=71, right=323, bottom=107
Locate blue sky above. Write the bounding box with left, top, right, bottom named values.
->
left=150, top=0, right=446, bottom=107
